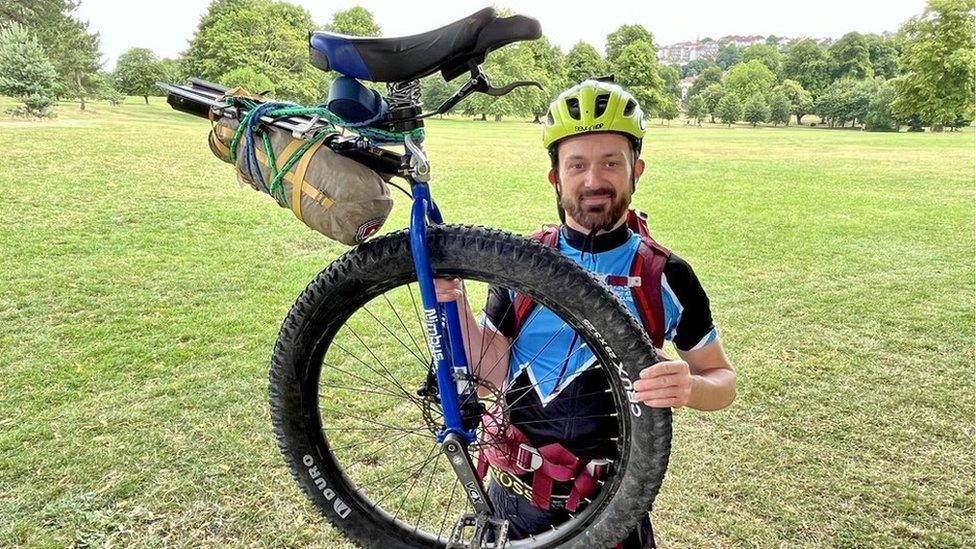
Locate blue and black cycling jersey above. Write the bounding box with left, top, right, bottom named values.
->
left=481, top=222, right=718, bottom=457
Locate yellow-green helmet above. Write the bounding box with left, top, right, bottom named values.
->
left=542, top=79, right=646, bottom=152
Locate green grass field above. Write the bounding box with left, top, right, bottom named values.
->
left=1, top=97, right=973, bottom=548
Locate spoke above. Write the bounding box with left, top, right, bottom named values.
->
left=384, top=291, right=429, bottom=362
left=362, top=303, right=429, bottom=369
left=437, top=476, right=460, bottom=541
left=344, top=324, right=420, bottom=404
left=323, top=382, right=412, bottom=401
left=471, top=300, right=548, bottom=395
left=501, top=337, right=596, bottom=413
left=469, top=318, right=571, bottom=412
left=502, top=387, right=612, bottom=414
left=413, top=452, right=443, bottom=534
left=506, top=412, right=618, bottom=427
left=392, top=443, right=440, bottom=521
left=321, top=408, right=430, bottom=438
left=329, top=430, right=414, bottom=458
left=372, top=445, right=443, bottom=507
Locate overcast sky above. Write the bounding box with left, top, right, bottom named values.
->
left=77, top=0, right=929, bottom=70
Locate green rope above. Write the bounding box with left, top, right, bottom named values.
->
left=266, top=129, right=331, bottom=206
left=261, top=131, right=285, bottom=205
left=221, top=96, right=423, bottom=206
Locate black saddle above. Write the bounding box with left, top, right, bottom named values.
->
left=308, top=8, right=541, bottom=83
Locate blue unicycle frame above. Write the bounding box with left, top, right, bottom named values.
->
left=407, top=175, right=478, bottom=444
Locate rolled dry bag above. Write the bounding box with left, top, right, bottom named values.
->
left=208, top=116, right=393, bottom=246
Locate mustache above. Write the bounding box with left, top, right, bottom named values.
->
left=578, top=188, right=616, bottom=199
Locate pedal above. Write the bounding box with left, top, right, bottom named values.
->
left=447, top=513, right=510, bottom=549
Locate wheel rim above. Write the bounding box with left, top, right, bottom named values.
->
left=304, top=272, right=636, bottom=547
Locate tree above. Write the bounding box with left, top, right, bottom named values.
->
left=114, top=47, right=165, bottom=104
left=742, top=43, right=782, bottom=74
left=701, top=83, right=726, bottom=123
left=0, top=22, right=57, bottom=115
left=658, top=64, right=680, bottom=99
left=182, top=0, right=328, bottom=104
left=220, top=66, right=274, bottom=94
left=816, top=78, right=876, bottom=127
left=715, top=43, right=743, bottom=69
left=866, top=80, right=899, bottom=131
left=829, top=32, right=874, bottom=80
left=606, top=24, right=654, bottom=65
left=723, top=59, right=775, bottom=101
left=743, top=95, right=770, bottom=126
left=716, top=94, right=742, bottom=126
left=565, top=41, right=605, bottom=84
left=685, top=94, right=707, bottom=125
left=614, top=40, right=667, bottom=116
left=782, top=39, right=832, bottom=98
left=891, top=0, right=975, bottom=131
left=775, top=79, right=814, bottom=125
left=463, top=43, right=545, bottom=121
left=525, top=36, right=567, bottom=123
left=768, top=92, right=791, bottom=125
left=328, top=6, right=380, bottom=37
left=0, top=0, right=103, bottom=109
left=680, top=59, right=714, bottom=78
left=686, top=64, right=723, bottom=99
left=94, top=70, right=124, bottom=105
left=159, top=57, right=187, bottom=84
left=658, top=96, right=679, bottom=125
left=864, top=34, right=900, bottom=79
left=420, top=73, right=460, bottom=116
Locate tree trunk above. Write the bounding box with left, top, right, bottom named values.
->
left=75, top=70, right=85, bottom=111
left=533, top=114, right=541, bottom=124
left=494, top=114, right=502, bottom=122
left=796, top=113, right=803, bottom=125
left=144, top=95, right=149, bottom=105
left=710, top=114, right=715, bottom=123
left=480, top=114, right=486, bottom=121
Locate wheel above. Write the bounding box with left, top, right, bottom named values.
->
left=269, top=224, right=671, bottom=548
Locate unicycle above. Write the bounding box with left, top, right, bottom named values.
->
left=168, top=7, right=673, bottom=548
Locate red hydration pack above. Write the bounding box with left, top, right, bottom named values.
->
left=513, top=209, right=672, bottom=348
left=477, top=209, right=672, bottom=511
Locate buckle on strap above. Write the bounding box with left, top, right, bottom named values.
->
left=586, top=458, right=611, bottom=478
left=516, top=443, right=543, bottom=472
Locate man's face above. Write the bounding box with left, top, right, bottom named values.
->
left=549, top=132, right=645, bottom=232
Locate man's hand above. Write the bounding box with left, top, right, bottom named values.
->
left=634, top=354, right=693, bottom=409
left=433, top=277, right=464, bottom=303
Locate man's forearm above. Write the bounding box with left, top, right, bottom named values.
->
left=451, top=289, right=510, bottom=390
left=688, top=367, right=736, bottom=411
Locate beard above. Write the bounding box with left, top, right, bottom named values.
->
left=560, top=184, right=632, bottom=232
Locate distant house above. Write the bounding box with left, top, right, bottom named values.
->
left=657, top=41, right=721, bottom=65
left=719, top=34, right=766, bottom=48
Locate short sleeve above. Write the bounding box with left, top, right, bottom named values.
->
left=662, top=254, right=718, bottom=351
left=482, top=284, right=517, bottom=339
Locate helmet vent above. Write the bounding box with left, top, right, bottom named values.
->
left=623, top=99, right=637, bottom=116
left=594, top=94, right=610, bottom=117
left=565, top=97, right=581, bottom=120
left=546, top=110, right=554, bottom=125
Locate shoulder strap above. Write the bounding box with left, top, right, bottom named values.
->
left=513, top=225, right=559, bottom=332
left=626, top=209, right=651, bottom=239
left=630, top=235, right=671, bottom=349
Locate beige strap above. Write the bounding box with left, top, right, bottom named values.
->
left=209, top=132, right=231, bottom=157
left=290, top=143, right=321, bottom=221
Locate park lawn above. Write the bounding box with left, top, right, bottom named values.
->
left=0, top=97, right=973, bottom=548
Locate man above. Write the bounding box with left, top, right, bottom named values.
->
left=435, top=79, right=736, bottom=547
